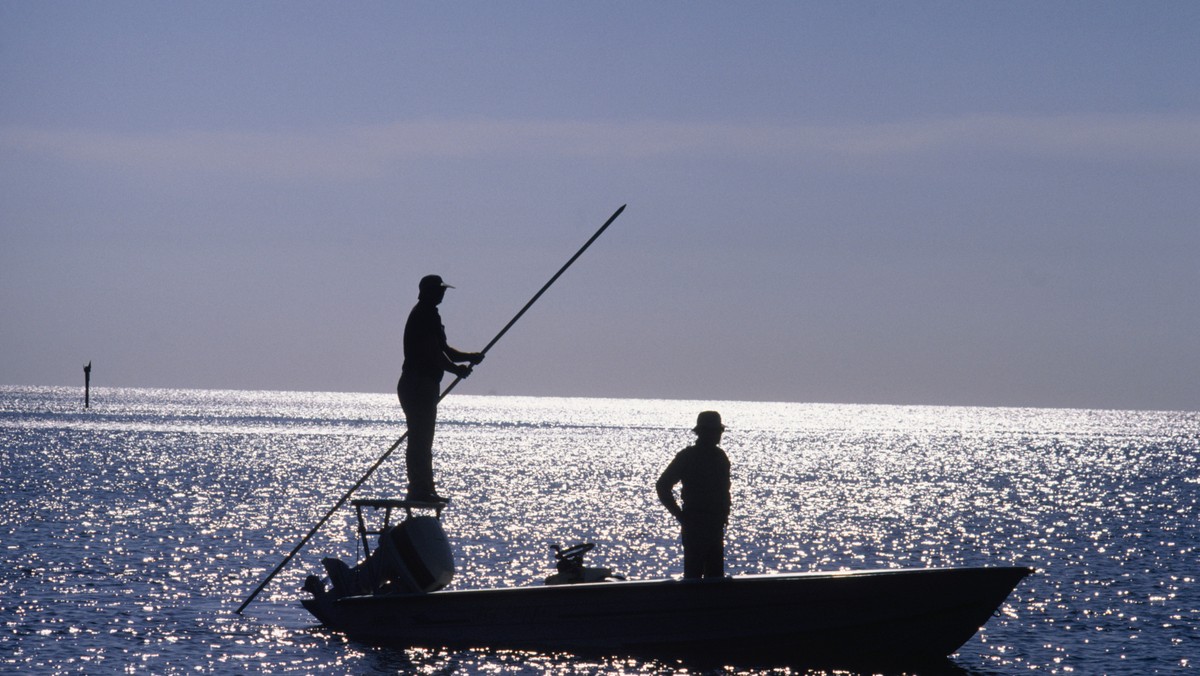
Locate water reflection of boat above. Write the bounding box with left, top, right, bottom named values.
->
left=302, top=499, right=1031, bottom=667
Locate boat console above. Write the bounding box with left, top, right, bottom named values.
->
left=544, top=542, right=625, bottom=585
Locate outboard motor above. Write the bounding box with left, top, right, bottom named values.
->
left=544, top=542, right=624, bottom=585
left=319, top=515, right=454, bottom=598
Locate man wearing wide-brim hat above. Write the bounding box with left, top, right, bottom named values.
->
left=656, top=410, right=732, bottom=579
left=398, top=274, right=484, bottom=503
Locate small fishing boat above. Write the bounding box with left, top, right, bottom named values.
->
left=301, top=499, right=1032, bottom=667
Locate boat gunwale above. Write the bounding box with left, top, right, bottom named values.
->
left=331, top=564, right=1034, bottom=603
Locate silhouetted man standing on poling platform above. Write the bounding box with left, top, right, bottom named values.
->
left=399, top=274, right=483, bottom=503
left=657, top=411, right=731, bottom=579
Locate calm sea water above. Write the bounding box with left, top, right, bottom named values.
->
left=1, top=386, right=1195, bottom=674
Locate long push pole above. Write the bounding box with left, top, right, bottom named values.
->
left=236, top=204, right=625, bottom=614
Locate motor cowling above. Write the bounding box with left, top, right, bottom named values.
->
left=321, top=515, right=454, bottom=597
left=379, top=515, right=454, bottom=593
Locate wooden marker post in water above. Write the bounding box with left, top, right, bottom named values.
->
left=84, top=361, right=92, bottom=409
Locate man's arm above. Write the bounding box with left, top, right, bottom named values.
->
left=445, top=346, right=484, bottom=365
left=440, top=346, right=482, bottom=378
left=656, top=461, right=684, bottom=520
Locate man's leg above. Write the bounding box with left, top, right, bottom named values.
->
left=681, top=525, right=702, bottom=579
left=702, top=530, right=725, bottom=578
left=688, top=521, right=724, bottom=579
left=399, top=376, right=439, bottom=498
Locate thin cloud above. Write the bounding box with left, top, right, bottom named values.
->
left=3, top=114, right=1197, bottom=181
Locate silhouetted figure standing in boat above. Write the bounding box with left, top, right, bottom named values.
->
left=399, top=274, right=483, bottom=503
left=657, top=410, right=731, bottom=579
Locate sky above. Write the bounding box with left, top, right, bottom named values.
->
left=2, top=1, right=1198, bottom=412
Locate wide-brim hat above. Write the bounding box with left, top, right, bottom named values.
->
left=693, top=410, right=725, bottom=432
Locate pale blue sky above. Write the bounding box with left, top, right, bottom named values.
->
left=3, top=1, right=1198, bottom=411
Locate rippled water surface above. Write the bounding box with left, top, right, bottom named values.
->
left=1, top=386, right=1196, bottom=674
